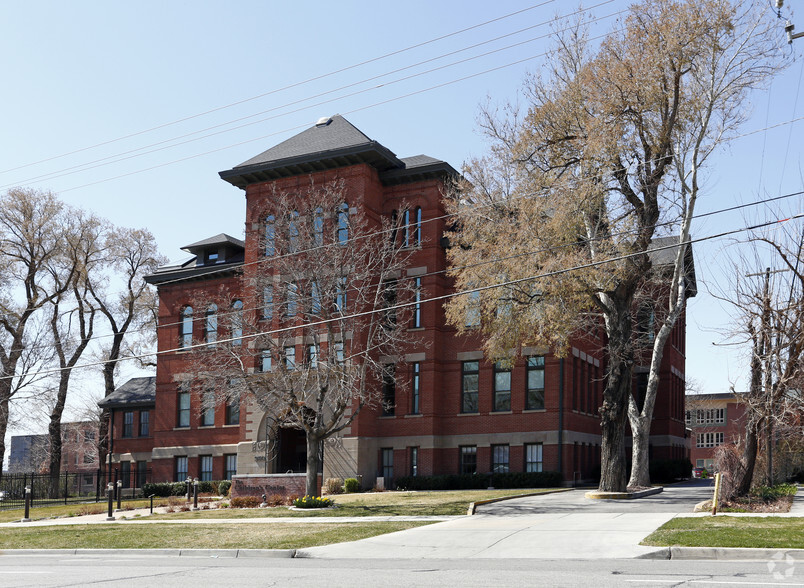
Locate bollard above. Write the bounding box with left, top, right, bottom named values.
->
left=192, top=478, right=199, bottom=510
left=711, top=472, right=722, bottom=516
left=106, top=483, right=115, bottom=521
left=22, top=486, right=31, bottom=522
left=149, top=494, right=155, bottom=515
left=116, top=480, right=122, bottom=511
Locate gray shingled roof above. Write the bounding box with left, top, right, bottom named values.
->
left=97, top=376, right=156, bottom=409
left=237, top=115, right=389, bottom=168
left=219, top=115, right=459, bottom=189
left=182, top=233, right=244, bottom=252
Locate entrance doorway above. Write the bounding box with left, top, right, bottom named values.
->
left=277, top=427, right=306, bottom=473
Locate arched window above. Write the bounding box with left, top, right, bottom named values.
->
left=205, top=304, right=218, bottom=345
left=403, top=209, right=410, bottom=248
left=231, top=300, right=243, bottom=345
left=264, top=215, right=275, bottom=257
left=390, top=210, right=399, bottom=245
left=338, top=202, right=349, bottom=246
left=180, top=306, right=193, bottom=349
left=414, top=206, right=422, bottom=246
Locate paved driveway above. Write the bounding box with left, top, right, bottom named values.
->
left=299, top=480, right=715, bottom=560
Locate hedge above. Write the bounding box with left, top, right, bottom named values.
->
left=141, top=480, right=231, bottom=497
left=394, top=471, right=562, bottom=491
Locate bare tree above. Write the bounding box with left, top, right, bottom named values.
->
left=445, top=0, right=785, bottom=491
left=0, top=188, right=78, bottom=471
left=715, top=224, right=804, bottom=496
left=189, top=179, right=418, bottom=496
left=45, top=212, right=103, bottom=493
left=88, top=227, right=164, bottom=472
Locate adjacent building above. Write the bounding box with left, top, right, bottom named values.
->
left=686, top=392, right=746, bottom=471
left=104, top=115, right=691, bottom=487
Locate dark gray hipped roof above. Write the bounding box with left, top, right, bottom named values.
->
left=98, top=376, right=156, bottom=409
left=219, top=115, right=458, bottom=189
left=182, top=233, right=245, bottom=254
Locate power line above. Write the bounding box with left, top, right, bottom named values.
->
left=0, top=1, right=565, bottom=177
left=3, top=212, right=801, bottom=382
left=1, top=3, right=622, bottom=190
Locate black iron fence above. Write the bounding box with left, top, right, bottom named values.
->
left=0, top=468, right=154, bottom=511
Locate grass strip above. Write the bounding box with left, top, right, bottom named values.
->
left=0, top=521, right=431, bottom=550
left=642, top=516, right=804, bottom=549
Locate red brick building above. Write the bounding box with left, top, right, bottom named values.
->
left=104, top=115, right=690, bottom=487
left=686, top=392, right=747, bottom=471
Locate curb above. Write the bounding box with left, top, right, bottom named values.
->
left=467, top=488, right=574, bottom=515
left=637, top=546, right=804, bottom=561
left=0, top=548, right=296, bottom=559
left=585, top=487, right=663, bottom=500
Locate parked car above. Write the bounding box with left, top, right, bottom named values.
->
left=693, top=467, right=709, bottom=478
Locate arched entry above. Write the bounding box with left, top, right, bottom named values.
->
left=277, top=426, right=306, bottom=473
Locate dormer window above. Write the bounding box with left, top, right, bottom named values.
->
left=205, top=250, right=219, bottom=264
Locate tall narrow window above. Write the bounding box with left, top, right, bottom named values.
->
left=262, top=286, right=273, bottom=320
left=410, top=447, right=419, bottom=477
left=412, top=277, right=422, bottom=328
left=461, top=361, right=479, bottom=413
left=314, top=207, right=324, bottom=247
left=201, top=389, right=215, bottom=427
left=526, top=356, right=545, bottom=410
left=338, top=202, right=349, bottom=246
left=205, top=304, right=217, bottom=345
left=492, top=444, right=510, bottom=473
left=175, top=456, right=188, bottom=482
left=136, top=460, right=148, bottom=487
left=382, top=365, right=396, bottom=416
left=225, top=396, right=240, bottom=426
left=284, top=346, right=296, bottom=370
left=224, top=454, right=237, bottom=480
left=286, top=282, right=298, bottom=317
left=260, top=350, right=272, bottom=373
left=333, top=341, right=344, bottom=365
left=493, top=362, right=511, bottom=411
left=311, top=281, right=322, bottom=315
left=308, top=344, right=319, bottom=369
left=460, top=446, right=477, bottom=474
left=231, top=300, right=243, bottom=345
left=177, top=387, right=190, bottom=428
left=411, top=362, right=421, bottom=414
left=413, top=206, right=422, bottom=246
left=403, top=209, right=410, bottom=248
left=335, top=277, right=347, bottom=312
left=465, top=291, right=480, bottom=327
left=288, top=210, right=300, bottom=252
left=525, top=443, right=543, bottom=472
left=381, top=448, right=394, bottom=482
left=264, top=215, right=275, bottom=256
left=139, top=411, right=150, bottom=437
left=123, top=411, right=134, bottom=438
left=200, top=455, right=213, bottom=481
left=383, top=279, right=397, bottom=327
left=180, top=306, right=193, bottom=349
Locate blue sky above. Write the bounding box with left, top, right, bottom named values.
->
left=1, top=1, right=802, bottom=434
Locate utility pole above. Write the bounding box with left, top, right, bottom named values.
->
left=776, top=1, right=804, bottom=43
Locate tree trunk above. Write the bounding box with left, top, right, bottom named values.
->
left=0, top=394, right=9, bottom=476
left=598, top=294, right=634, bottom=493
left=305, top=433, right=321, bottom=497
left=628, top=412, right=651, bottom=488
left=735, top=418, right=761, bottom=496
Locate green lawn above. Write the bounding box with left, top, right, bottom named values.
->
left=0, top=521, right=431, bottom=550
left=642, top=516, right=804, bottom=549
left=0, top=498, right=174, bottom=523
left=149, top=488, right=561, bottom=519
